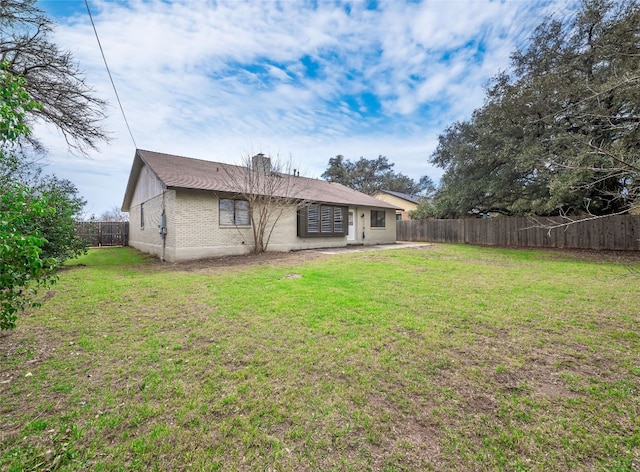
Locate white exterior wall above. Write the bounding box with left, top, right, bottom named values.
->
left=130, top=165, right=165, bottom=207
left=265, top=204, right=349, bottom=253
left=127, top=173, right=396, bottom=262
left=127, top=163, right=174, bottom=259
left=170, top=189, right=350, bottom=261
left=172, top=189, right=253, bottom=260
left=127, top=190, right=176, bottom=261
left=353, top=207, right=397, bottom=245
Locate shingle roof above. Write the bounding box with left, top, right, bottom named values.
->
left=122, top=149, right=399, bottom=211
left=376, top=189, right=421, bottom=204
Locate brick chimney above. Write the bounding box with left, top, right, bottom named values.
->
left=252, top=153, right=271, bottom=174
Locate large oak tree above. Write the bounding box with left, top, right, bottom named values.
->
left=430, top=0, right=639, bottom=218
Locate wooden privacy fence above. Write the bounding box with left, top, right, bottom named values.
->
left=75, top=221, right=129, bottom=247
left=397, top=215, right=640, bottom=251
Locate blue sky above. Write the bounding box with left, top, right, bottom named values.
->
left=35, top=0, right=579, bottom=217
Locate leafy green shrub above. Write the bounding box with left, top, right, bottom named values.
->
left=0, top=60, right=64, bottom=329
left=0, top=184, right=57, bottom=329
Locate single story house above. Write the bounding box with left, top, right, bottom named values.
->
left=121, top=149, right=400, bottom=262
left=372, top=190, right=421, bottom=221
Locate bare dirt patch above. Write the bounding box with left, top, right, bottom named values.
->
left=137, top=243, right=433, bottom=273
left=151, top=249, right=325, bottom=273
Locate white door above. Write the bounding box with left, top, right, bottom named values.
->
left=347, top=210, right=356, bottom=241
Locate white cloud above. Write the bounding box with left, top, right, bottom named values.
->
left=32, top=0, right=580, bottom=215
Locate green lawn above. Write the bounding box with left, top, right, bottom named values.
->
left=1, top=245, right=639, bottom=471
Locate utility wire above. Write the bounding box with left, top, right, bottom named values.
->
left=84, top=0, right=138, bottom=149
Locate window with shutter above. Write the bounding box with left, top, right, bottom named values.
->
left=321, top=206, right=332, bottom=232
left=298, top=205, right=347, bottom=237
left=307, top=205, right=319, bottom=233
left=334, top=207, right=343, bottom=232
left=235, top=200, right=250, bottom=226
left=219, top=199, right=251, bottom=226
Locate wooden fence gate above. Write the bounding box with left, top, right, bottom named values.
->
left=75, top=221, right=129, bottom=247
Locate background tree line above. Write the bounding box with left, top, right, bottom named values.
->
left=419, top=0, right=639, bottom=219
left=322, top=154, right=435, bottom=197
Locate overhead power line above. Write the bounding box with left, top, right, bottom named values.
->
left=84, top=0, right=138, bottom=149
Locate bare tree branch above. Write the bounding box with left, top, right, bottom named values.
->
left=223, top=154, right=310, bottom=254
left=0, top=0, right=108, bottom=154
left=524, top=210, right=630, bottom=236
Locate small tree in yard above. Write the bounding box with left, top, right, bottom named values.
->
left=224, top=154, right=309, bottom=254
left=30, top=175, right=87, bottom=262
